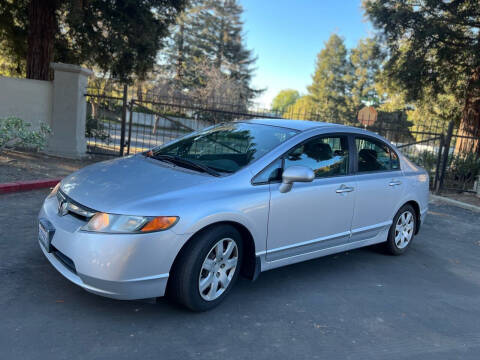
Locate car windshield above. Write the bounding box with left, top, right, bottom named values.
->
left=150, top=122, right=298, bottom=174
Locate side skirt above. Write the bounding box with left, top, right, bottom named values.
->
left=259, top=227, right=389, bottom=272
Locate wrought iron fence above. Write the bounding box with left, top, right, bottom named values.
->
left=84, top=87, right=479, bottom=194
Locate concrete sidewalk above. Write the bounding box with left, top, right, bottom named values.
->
left=430, top=193, right=480, bottom=213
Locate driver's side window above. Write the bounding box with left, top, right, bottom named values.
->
left=284, top=136, right=349, bottom=178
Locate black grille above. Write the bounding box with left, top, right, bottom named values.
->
left=52, top=247, right=77, bottom=274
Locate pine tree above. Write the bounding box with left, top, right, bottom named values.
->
left=163, top=0, right=205, bottom=90
left=164, top=0, right=259, bottom=103
left=307, top=34, right=354, bottom=122
left=349, top=38, right=382, bottom=108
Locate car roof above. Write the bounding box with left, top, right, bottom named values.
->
left=239, top=119, right=396, bottom=148
left=241, top=118, right=344, bottom=132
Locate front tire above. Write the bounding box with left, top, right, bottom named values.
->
left=384, top=204, right=416, bottom=255
left=168, top=224, right=243, bottom=311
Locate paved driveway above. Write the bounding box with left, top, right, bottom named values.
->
left=1, top=190, right=480, bottom=360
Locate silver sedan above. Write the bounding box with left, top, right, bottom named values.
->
left=38, top=119, right=429, bottom=311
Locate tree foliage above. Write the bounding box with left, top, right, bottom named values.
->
left=364, top=0, right=480, bottom=152
left=307, top=34, right=353, bottom=122
left=364, top=0, right=478, bottom=100
left=349, top=38, right=382, bottom=107
left=284, top=34, right=384, bottom=122
left=0, top=0, right=186, bottom=81
left=0, top=1, right=28, bottom=77
left=163, top=0, right=260, bottom=103
left=284, top=96, right=318, bottom=119
left=271, top=89, right=300, bottom=114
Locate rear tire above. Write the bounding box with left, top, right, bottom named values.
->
left=383, top=204, right=416, bottom=255
left=168, top=224, right=243, bottom=311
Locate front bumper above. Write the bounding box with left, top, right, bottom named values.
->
left=38, top=196, right=188, bottom=300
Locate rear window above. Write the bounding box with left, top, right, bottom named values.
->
left=355, top=137, right=400, bottom=172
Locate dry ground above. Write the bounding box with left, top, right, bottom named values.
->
left=0, top=150, right=105, bottom=182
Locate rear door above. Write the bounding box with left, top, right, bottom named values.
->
left=351, top=136, right=404, bottom=242
left=265, top=134, right=356, bottom=261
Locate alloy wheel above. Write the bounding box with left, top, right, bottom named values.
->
left=198, top=238, right=238, bottom=301
left=395, top=211, right=414, bottom=249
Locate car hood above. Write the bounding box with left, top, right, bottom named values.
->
left=60, top=155, right=217, bottom=213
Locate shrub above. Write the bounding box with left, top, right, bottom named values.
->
left=85, top=116, right=110, bottom=140
left=446, top=153, right=480, bottom=190
left=0, top=116, right=51, bottom=154
left=410, top=150, right=438, bottom=174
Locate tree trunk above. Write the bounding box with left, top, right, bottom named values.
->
left=175, top=22, right=185, bottom=81
left=455, top=66, right=480, bottom=155
left=26, top=0, right=57, bottom=80
left=91, top=101, right=98, bottom=119
left=137, top=82, right=144, bottom=102
left=215, top=17, right=225, bottom=69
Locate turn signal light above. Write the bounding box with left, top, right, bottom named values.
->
left=141, top=216, right=178, bottom=232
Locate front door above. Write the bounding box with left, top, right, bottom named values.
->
left=266, top=135, right=356, bottom=261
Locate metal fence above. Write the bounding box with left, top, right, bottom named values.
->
left=84, top=86, right=479, bottom=194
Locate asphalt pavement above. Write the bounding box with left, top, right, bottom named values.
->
left=1, top=189, right=480, bottom=360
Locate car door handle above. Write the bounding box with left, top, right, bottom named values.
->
left=389, top=180, right=402, bottom=186
left=336, top=185, right=354, bottom=193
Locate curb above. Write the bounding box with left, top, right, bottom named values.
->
left=0, top=178, right=62, bottom=194
left=430, top=194, right=480, bottom=213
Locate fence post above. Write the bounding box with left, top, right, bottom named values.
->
left=126, top=100, right=134, bottom=155
left=119, top=84, right=128, bottom=156
left=433, top=134, right=445, bottom=190
left=436, top=121, right=454, bottom=194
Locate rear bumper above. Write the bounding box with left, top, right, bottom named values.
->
left=38, top=196, right=188, bottom=300
left=417, top=207, right=428, bottom=234
left=420, top=207, right=428, bottom=224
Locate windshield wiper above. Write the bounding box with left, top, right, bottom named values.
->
left=151, top=154, right=220, bottom=177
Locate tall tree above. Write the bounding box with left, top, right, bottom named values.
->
left=349, top=38, right=382, bottom=108
left=164, top=0, right=260, bottom=103
left=163, top=0, right=205, bottom=89
left=307, top=34, right=354, bottom=122
left=0, top=0, right=186, bottom=82
left=364, top=0, right=480, bottom=153
left=271, top=89, right=300, bottom=114
left=284, top=96, right=318, bottom=120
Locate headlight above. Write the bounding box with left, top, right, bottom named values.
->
left=81, top=213, right=178, bottom=233
left=47, top=182, right=60, bottom=198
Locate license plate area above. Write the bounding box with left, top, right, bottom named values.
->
left=39, top=218, right=55, bottom=253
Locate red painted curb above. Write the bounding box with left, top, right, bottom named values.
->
left=0, top=178, right=62, bottom=194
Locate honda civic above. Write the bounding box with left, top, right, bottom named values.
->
left=38, top=119, right=429, bottom=311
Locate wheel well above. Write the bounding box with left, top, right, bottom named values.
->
left=404, top=200, right=421, bottom=234
left=168, top=221, right=258, bottom=284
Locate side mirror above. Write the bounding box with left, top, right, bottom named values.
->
left=279, top=165, right=315, bottom=193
